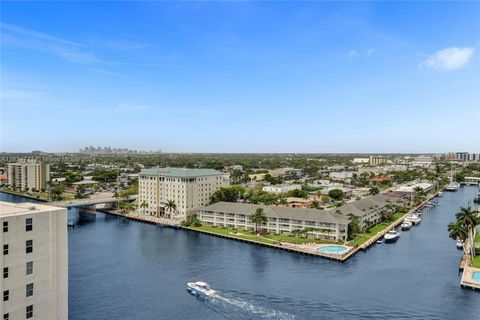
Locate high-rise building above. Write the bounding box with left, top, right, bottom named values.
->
left=369, top=156, right=387, bottom=166
left=7, top=161, right=50, bottom=192
left=138, top=167, right=229, bottom=221
left=0, top=201, right=68, bottom=320
left=455, top=152, right=469, bottom=162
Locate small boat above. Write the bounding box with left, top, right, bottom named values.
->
left=405, top=214, right=421, bottom=225
left=187, top=281, right=216, bottom=297
left=415, top=210, right=423, bottom=216
left=376, top=237, right=385, bottom=244
left=445, top=182, right=459, bottom=192
left=456, top=240, right=464, bottom=250
left=437, top=192, right=444, bottom=197
left=384, top=230, right=401, bottom=243
left=401, top=221, right=413, bottom=231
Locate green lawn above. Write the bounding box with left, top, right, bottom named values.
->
left=471, top=256, right=480, bottom=268
left=348, top=212, right=405, bottom=247
left=191, top=225, right=338, bottom=245
left=475, top=233, right=480, bottom=246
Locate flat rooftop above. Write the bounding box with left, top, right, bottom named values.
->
left=0, top=201, right=65, bottom=217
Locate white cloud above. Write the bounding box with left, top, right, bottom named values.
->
left=348, top=49, right=358, bottom=58
left=367, top=48, right=375, bottom=57
left=422, top=47, right=474, bottom=71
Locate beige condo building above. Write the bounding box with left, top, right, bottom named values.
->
left=0, top=201, right=68, bottom=320
left=138, top=167, right=229, bottom=221
left=7, top=162, right=50, bottom=192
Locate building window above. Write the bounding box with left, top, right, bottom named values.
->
left=26, top=283, right=34, bottom=297
left=3, top=313, right=9, bottom=320
left=26, top=305, right=33, bottom=319
left=3, top=290, right=8, bottom=302
left=3, top=244, right=8, bottom=255
left=3, top=221, right=7, bottom=232
left=26, top=261, right=33, bottom=275
left=3, top=268, right=8, bottom=279
left=26, top=240, right=33, bottom=253
left=26, top=218, right=33, bottom=232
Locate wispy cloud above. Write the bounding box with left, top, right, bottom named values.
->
left=367, top=48, right=375, bottom=57
left=348, top=49, right=358, bottom=58
left=105, top=40, right=151, bottom=51
left=1, top=89, right=45, bottom=101
left=0, top=22, right=84, bottom=47
left=114, top=104, right=152, bottom=112
left=421, top=47, right=474, bottom=71
left=1, top=22, right=102, bottom=64
left=0, top=22, right=174, bottom=68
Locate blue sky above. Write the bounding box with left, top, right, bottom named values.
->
left=1, top=1, right=479, bottom=153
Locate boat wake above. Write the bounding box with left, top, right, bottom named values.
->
left=205, top=292, right=296, bottom=320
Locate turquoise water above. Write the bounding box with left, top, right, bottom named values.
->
left=473, top=272, right=480, bottom=282
left=317, top=245, right=348, bottom=254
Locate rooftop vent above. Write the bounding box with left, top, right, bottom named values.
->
left=27, top=206, right=36, bottom=210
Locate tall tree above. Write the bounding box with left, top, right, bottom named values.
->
left=448, top=221, right=467, bottom=254
left=165, top=200, right=177, bottom=218
left=455, top=206, right=479, bottom=258
left=249, top=208, right=268, bottom=233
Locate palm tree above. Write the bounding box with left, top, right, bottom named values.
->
left=448, top=221, right=468, bottom=253
left=310, top=200, right=320, bottom=209
left=456, top=206, right=480, bottom=258
left=249, top=208, right=268, bottom=234
left=164, top=200, right=177, bottom=219
left=369, top=186, right=380, bottom=196
left=119, top=201, right=137, bottom=215
left=278, top=197, right=288, bottom=206
left=139, top=201, right=149, bottom=215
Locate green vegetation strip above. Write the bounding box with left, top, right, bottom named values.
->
left=471, top=256, right=480, bottom=269
left=348, top=212, right=404, bottom=247
left=190, top=226, right=337, bottom=245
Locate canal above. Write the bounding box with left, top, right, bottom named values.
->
left=1, top=187, right=480, bottom=319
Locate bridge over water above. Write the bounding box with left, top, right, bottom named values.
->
left=51, top=194, right=137, bottom=209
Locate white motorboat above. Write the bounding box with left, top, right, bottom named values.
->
left=445, top=182, right=459, bottom=192
left=187, top=281, right=216, bottom=297
left=405, top=214, right=421, bottom=225
left=437, top=192, right=444, bottom=197
left=401, top=221, right=413, bottom=231
left=456, top=240, right=464, bottom=250
left=384, top=230, right=401, bottom=243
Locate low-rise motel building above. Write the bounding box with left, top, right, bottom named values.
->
left=195, top=202, right=350, bottom=241
left=139, top=167, right=229, bottom=222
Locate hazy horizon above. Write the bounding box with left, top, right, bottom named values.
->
left=1, top=2, right=479, bottom=153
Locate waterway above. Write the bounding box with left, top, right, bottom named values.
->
left=1, top=187, right=480, bottom=319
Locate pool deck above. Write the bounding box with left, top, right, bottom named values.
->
left=460, top=263, right=480, bottom=290
left=99, top=192, right=441, bottom=262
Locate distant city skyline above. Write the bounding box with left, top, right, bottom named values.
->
left=1, top=2, right=479, bottom=153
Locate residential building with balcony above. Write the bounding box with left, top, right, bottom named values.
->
left=138, top=167, right=229, bottom=221
left=195, top=202, right=349, bottom=241
left=7, top=161, right=50, bottom=192
left=0, top=201, right=68, bottom=320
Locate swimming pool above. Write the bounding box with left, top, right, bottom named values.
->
left=317, top=245, right=348, bottom=254
left=472, top=272, right=480, bottom=282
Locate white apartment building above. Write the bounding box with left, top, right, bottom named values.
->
left=262, top=184, right=302, bottom=194
left=196, top=202, right=350, bottom=241
left=138, top=167, right=229, bottom=221
left=7, top=162, right=50, bottom=192
left=0, top=201, right=68, bottom=320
